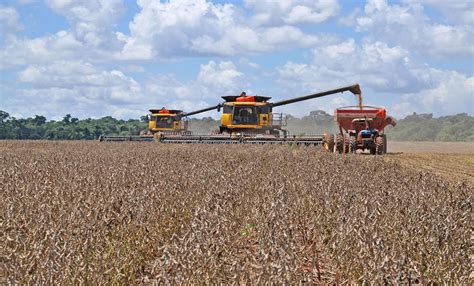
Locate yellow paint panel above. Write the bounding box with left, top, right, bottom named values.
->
left=221, top=113, right=232, bottom=126
left=149, top=121, right=155, bottom=129
left=259, top=113, right=270, bottom=126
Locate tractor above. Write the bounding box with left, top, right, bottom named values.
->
left=324, top=106, right=396, bottom=154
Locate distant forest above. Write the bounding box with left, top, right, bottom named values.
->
left=0, top=110, right=473, bottom=141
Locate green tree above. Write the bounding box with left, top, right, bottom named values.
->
left=63, top=114, right=71, bottom=124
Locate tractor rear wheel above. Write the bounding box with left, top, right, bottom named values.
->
left=323, top=134, right=335, bottom=152
left=349, top=136, right=357, bottom=153
left=376, top=136, right=384, bottom=155
left=334, top=134, right=344, bottom=154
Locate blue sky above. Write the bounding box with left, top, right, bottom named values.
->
left=0, top=0, right=473, bottom=120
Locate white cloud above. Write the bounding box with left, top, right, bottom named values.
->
left=1, top=0, right=126, bottom=68
left=278, top=39, right=420, bottom=93
left=2, top=0, right=335, bottom=65
left=356, top=0, right=474, bottom=57
left=8, top=61, right=144, bottom=119
left=116, top=0, right=329, bottom=59
left=244, top=0, right=340, bottom=25
left=403, top=0, right=474, bottom=25
left=0, top=6, right=21, bottom=34
left=5, top=60, right=247, bottom=119
left=0, top=30, right=109, bottom=68
left=275, top=39, right=474, bottom=117
left=143, top=60, right=249, bottom=117
left=394, top=71, right=474, bottom=118
left=197, top=61, right=243, bottom=91
left=45, top=0, right=125, bottom=47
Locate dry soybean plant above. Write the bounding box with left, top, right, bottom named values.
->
left=1, top=141, right=472, bottom=284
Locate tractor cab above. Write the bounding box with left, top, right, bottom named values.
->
left=350, top=118, right=379, bottom=141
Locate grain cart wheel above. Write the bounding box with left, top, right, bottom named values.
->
left=334, top=134, right=344, bottom=154
left=323, top=133, right=335, bottom=152
left=349, top=136, right=357, bottom=153
left=343, top=135, right=350, bottom=153
left=375, top=136, right=384, bottom=155
left=382, top=134, right=387, bottom=154
left=370, top=146, right=376, bottom=155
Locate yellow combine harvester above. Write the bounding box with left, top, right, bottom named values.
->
left=158, top=84, right=362, bottom=144
left=99, top=105, right=218, bottom=142
left=148, top=108, right=189, bottom=135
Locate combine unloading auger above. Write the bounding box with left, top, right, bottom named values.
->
left=156, top=84, right=363, bottom=145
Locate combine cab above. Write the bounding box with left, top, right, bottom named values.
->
left=324, top=106, right=396, bottom=154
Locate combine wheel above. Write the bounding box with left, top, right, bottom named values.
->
left=349, top=136, right=357, bottom=153
left=323, top=134, right=334, bottom=152
left=334, top=134, right=344, bottom=154
left=375, top=136, right=384, bottom=155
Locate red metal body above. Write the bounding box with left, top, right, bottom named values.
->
left=334, top=106, right=395, bottom=132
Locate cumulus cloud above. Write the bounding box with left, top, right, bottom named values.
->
left=0, top=30, right=109, bottom=68
left=5, top=60, right=247, bottom=119
left=144, top=60, right=248, bottom=115
left=116, top=0, right=328, bottom=59
left=244, top=0, right=340, bottom=25
left=276, top=39, right=474, bottom=117
left=45, top=0, right=125, bottom=47
left=278, top=39, right=421, bottom=93
left=197, top=61, right=243, bottom=91
left=9, top=60, right=143, bottom=119
left=355, top=0, right=474, bottom=57
left=0, top=6, right=22, bottom=34
left=403, top=0, right=474, bottom=25
left=1, top=0, right=125, bottom=68
left=2, top=0, right=337, bottom=64
left=393, top=71, right=474, bottom=118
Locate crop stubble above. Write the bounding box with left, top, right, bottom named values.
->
left=1, top=141, right=472, bottom=284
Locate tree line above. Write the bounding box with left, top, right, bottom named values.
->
left=0, top=111, right=147, bottom=140
left=0, top=110, right=472, bottom=141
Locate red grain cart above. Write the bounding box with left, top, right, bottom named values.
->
left=323, top=106, right=396, bottom=154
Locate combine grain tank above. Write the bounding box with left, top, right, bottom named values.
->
left=323, top=106, right=396, bottom=154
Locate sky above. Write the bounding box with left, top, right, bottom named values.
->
left=0, top=0, right=473, bottom=120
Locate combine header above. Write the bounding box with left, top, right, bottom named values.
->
left=155, top=84, right=362, bottom=145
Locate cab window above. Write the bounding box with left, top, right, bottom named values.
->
left=223, top=105, right=233, bottom=114
left=258, top=106, right=270, bottom=114
left=232, top=106, right=258, bottom=125
left=155, top=116, right=174, bottom=128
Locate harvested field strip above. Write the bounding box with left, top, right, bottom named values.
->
left=386, top=153, right=474, bottom=183
left=1, top=141, right=472, bottom=284
left=388, top=141, right=474, bottom=154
